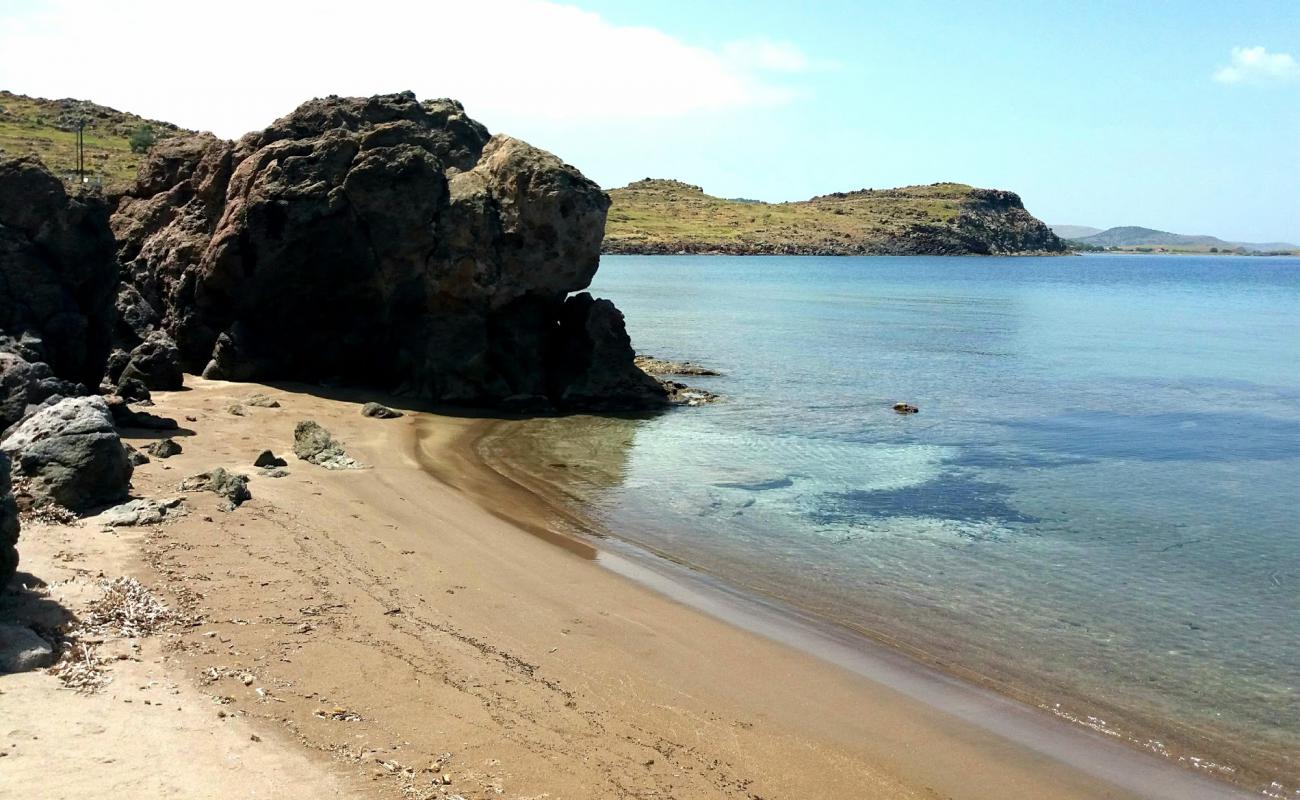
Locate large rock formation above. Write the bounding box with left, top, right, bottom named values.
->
left=1, top=396, right=132, bottom=512
left=0, top=157, right=118, bottom=388
left=112, top=92, right=666, bottom=411
left=0, top=452, right=19, bottom=588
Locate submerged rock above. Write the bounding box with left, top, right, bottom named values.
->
left=111, top=92, right=666, bottom=412
left=293, top=420, right=362, bottom=470
left=361, top=402, right=402, bottom=419
left=0, top=396, right=132, bottom=512
left=892, top=402, right=919, bottom=415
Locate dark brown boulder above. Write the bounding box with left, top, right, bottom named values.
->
left=113, top=92, right=666, bottom=411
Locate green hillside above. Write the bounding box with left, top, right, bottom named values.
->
left=604, top=179, right=1065, bottom=256
left=0, top=91, right=188, bottom=186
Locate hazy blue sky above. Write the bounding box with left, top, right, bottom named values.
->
left=2, top=0, right=1297, bottom=241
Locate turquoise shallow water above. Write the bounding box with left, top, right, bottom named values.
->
left=481, top=254, right=1300, bottom=790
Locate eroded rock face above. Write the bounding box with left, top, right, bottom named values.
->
left=0, top=157, right=119, bottom=388
left=112, top=92, right=665, bottom=411
left=0, top=396, right=133, bottom=512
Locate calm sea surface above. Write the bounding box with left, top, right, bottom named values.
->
left=479, top=254, right=1299, bottom=791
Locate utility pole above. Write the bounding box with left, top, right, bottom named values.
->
left=76, top=119, right=85, bottom=182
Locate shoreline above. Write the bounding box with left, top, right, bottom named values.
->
left=465, top=417, right=1283, bottom=798
left=0, top=379, right=1269, bottom=798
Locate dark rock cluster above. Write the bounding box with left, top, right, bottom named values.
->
left=1, top=452, right=18, bottom=588
left=111, top=92, right=666, bottom=411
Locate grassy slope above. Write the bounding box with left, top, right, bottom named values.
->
left=605, top=179, right=973, bottom=252
left=0, top=91, right=188, bottom=186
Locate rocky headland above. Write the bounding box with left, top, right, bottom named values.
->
left=604, top=179, right=1066, bottom=256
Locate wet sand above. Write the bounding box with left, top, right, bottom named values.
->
left=0, top=378, right=1256, bottom=798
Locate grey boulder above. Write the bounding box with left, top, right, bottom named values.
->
left=0, top=624, right=55, bottom=673
left=0, top=396, right=132, bottom=512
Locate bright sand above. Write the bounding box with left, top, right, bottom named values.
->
left=0, top=379, right=1254, bottom=799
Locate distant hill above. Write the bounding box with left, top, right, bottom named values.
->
left=1051, top=224, right=1103, bottom=240
left=0, top=90, right=190, bottom=185
left=1060, top=225, right=1298, bottom=254
left=605, top=179, right=1066, bottom=256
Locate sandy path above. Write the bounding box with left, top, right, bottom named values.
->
left=0, top=378, right=1235, bottom=799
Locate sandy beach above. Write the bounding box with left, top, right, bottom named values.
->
left=0, top=378, right=1253, bottom=799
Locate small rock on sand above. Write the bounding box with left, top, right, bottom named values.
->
left=144, top=438, right=182, bottom=458
left=293, top=421, right=363, bottom=470
left=245, top=393, right=281, bottom=408
left=99, top=497, right=185, bottom=527
left=361, top=402, right=402, bottom=419
left=253, top=450, right=287, bottom=469
left=180, top=468, right=251, bottom=510
left=0, top=623, right=55, bottom=673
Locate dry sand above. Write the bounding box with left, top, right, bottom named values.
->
left=0, top=379, right=1249, bottom=799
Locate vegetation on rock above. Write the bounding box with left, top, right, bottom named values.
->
left=604, top=179, right=1065, bottom=256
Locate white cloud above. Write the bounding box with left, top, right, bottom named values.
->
left=0, top=0, right=810, bottom=138
left=721, top=38, right=812, bottom=73
left=1213, top=46, right=1300, bottom=85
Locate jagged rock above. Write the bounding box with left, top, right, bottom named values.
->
left=0, top=396, right=132, bottom=512
left=123, top=443, right=150, bottom=466
left=116, top=376, right=151, bottom=403
left=551, top=294, right=667, bottom=411
left=144, top=437, right=182, bottom=458
left=293, top=420, right=362, bottom=470
left=117, top=331, right=183, bottom=391
left=245, top=393, right=280, bottom=408
left=0, top=351, right=84, bottom=433
left=1, top=452, right=19, bottom=588
left=114, top=283, right=160, bottom=346
left=112, top=93, right=665, bottom=411
left=361, top=402, right=402, bottom=419
left=0, top=624, right=55, bottom=673
left=253, top=450, right=287, bottom=468
left=179, top=467, right=249, bottom=510
left=98, top=496, right=184, bottom=527
left=0, top=157, right=119, bottom=387
left=662, top=381, right=721, bottom=406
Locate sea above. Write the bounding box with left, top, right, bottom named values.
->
left=476, top=254, right=1299, bottom=793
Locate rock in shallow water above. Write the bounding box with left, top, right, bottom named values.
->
left=111, top=92, right=666, bottom=412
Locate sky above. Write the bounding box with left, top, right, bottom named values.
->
left=1, top=0, right=1297, bottom=243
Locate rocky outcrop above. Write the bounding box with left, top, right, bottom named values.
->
left=1, top=452, right=19, bottom=588
left=0, top=157, right=119, bottom=388
left=1, top=396, right=132, bottom=512
left=603, top=179, right=1066, bottom=256
left=112, top=92, right=666, bottom=411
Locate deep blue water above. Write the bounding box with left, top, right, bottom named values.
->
left=481, top=254, right=1300, bottom=787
